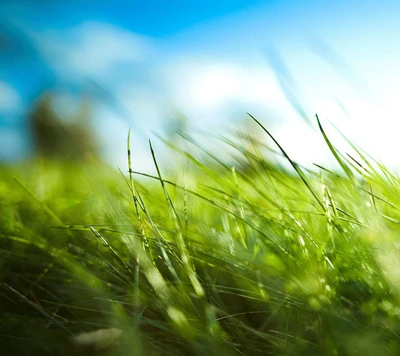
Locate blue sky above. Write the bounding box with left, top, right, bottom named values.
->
left=2, top=0, right=269, bottom=35
left=2, top=1, right=400, bottom=171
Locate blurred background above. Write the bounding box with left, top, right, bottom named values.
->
left=1, top=0, right=400, bottom=172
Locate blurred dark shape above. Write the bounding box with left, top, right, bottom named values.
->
left=29, top=92, right=99, bottom=162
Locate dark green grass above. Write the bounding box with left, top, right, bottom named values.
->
left=1, top=116, right=400, bottom=355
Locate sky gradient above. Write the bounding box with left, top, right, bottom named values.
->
left=1, top=1, right=400, bottom=172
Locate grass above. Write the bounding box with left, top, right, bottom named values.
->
left=1, top=114, right=400, bottom=355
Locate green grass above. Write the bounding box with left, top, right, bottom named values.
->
left=1, top=115, right=400, bottom=355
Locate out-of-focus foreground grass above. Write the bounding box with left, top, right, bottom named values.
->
left=2, top=113, right=400, bottom=356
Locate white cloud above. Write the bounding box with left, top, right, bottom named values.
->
left=116, top=85, right=169, bottom=133
left=161, top=57, right=289, bottom=129
left=36, top=21, right=154, bottom=81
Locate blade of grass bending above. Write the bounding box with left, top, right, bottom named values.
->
left=148, top=140, right=180, bottom=220
left=248, top=113, right=326, bottom=212
left=126, top=133, right=183, bottom=294
left=125, top=168, right=181, bottom=258
left=123, top=176, right=180, bottom=290
left=156, top=133, right=230, bottom=185
left=176, top=131, right=233, bottom=171
left=127, top=129, right=150, bottom=253
left=126, top=136, right=183, bottom=293
left=121, top=171, right=181, bottom=284
left=89, top=226, right=132, bottom=275
left=316, top=114, right=354, bottom=181
left=2, top=283, right=74, bottom=335
left=369, top=184, right=378, bottom=214
left=128, top=169, right=295, bottom=259
left=12, top=176, right=64, bottom=226
left=148, top=140, right=204, bottom=298
left=345, top=154, right=370, bottom=178
left=231, top=166, right=248, bottom=248
left=345, top=153, right=400, bottom=204
left=98, top=255, right=132, bottom=284
left=327, top=120, right=391, bottom=189
left=313, top=164, right=343, bottom=179
left=12, top=176, right=71, bottom=288
left=128, top=170, right=284, bottom=246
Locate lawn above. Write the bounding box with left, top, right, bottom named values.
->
left=1, top=115, right=400, bottom=355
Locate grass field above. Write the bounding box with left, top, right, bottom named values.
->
left=1, top=115, right=400, bottom=355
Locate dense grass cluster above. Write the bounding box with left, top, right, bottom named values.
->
left=2, top=116, right=400, bottom=355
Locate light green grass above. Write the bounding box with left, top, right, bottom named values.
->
left=1, top=115, right=400, bottom=355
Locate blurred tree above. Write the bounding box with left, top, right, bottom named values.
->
left=29, top=92, right=99, bottom=162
